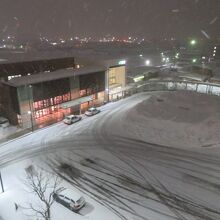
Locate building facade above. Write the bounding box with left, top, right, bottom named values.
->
left=4, top=67, right=105, bottom=129
left=107, top=65, right=126, bottom=100
left=1, top=55, right=127, bottom=131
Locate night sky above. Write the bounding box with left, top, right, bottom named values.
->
left=0, top=0, right=219, bottom=40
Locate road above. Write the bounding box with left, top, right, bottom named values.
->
left=1, top=92, right=220, bottom=220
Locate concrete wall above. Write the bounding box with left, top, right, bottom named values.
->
left=69, top=75, right=80, bottom=100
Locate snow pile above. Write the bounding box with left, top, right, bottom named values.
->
left=124, top=91, right=220, bottom=148
left=1, top=91, right=220, bottom=220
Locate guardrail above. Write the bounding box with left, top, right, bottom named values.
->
left=124, top=80, right=220, bottom=97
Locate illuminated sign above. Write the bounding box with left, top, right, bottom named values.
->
left=118, top=60, right=126, bottom=65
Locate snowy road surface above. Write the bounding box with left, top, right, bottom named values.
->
left=1, top=91, right=220, bottom=220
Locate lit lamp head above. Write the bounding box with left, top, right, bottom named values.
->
left=190, top=39, right=196, bottom=46
left=145, top=60, right=150, bottom=66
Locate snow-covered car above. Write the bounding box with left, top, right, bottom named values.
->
left=85, top=107, right=100, bottom=116
left=53, top=189, right=86, bottom=212
left=63, top=115, right=82, bottom=125
left=0, top=117, right=9, bottom=128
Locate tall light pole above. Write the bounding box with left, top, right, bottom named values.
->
left=0, top=171, right=4, bottom=193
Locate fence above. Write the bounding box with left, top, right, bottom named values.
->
left=123, top=80, right=220, bottom=97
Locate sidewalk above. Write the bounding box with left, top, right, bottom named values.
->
left=0, top=128, right=31, bottom=145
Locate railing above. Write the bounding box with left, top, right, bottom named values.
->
left=124, top=80, right=220, bottom=97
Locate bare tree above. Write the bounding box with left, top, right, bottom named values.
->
left=24, top=165, right=63, bottom=220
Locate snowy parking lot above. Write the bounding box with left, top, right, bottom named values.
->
left=1, top=91, right=220, bottom=220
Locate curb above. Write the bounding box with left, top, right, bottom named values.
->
left=0, top=121, right=62, bottom=147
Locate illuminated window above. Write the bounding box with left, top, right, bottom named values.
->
left=109, top=76, right=116, bottom=85
left=79, top=90, right=87, bottom=97
left=62, top=93, right=70, bottom=102
left=33, top=92, right=71, bottom=119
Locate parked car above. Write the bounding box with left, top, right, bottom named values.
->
left=0, top=117, right=9, bottom=128
left=63, top=115, right=82, bottom=125
left=53, top=189, right=86, bottom=212
left=85, top=107, right=100, bottom=116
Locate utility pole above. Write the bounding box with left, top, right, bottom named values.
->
left=0, top=171, right=4, bottom=193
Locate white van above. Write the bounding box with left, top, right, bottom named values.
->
left=0, top=117, right=10, bottom=128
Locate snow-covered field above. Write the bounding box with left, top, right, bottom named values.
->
left=1, top=91, right=220, bottom=220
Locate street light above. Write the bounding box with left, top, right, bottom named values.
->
left=190, top=39, right=196, bottom=46
left=0, top=171, right=4, bottom=193
left=192, top=58, right=197, bottom=63
left=145, top=60, right=150, bottom=66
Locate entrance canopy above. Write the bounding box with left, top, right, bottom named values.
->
left=60, top=95, right=93, bottom=109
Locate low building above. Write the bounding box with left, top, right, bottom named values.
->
left=3, top=67, right=106, bottom=129
left=0, top=57, right=75, bottom=80
left=0, top=53, right=127, bottom=130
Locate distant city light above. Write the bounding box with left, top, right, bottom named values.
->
left=118, top=60, right=126, bottom=65
left=190, top=39, right=196, bottom=45
left=192, top=58, right=197, bottom=63
left=139, top=54, right=143, bottom=57
left=145, top=60, right=150, bottom=66
left=213, top=54, right=216, bottom=57
left=202, top=56, right=206, bottom=59
left=214, top=46, right=217, bottom=49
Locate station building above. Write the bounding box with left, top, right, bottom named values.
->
left=0, top=54, right=127, bottom=130
left=2, top=67, right=106, bottom=129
